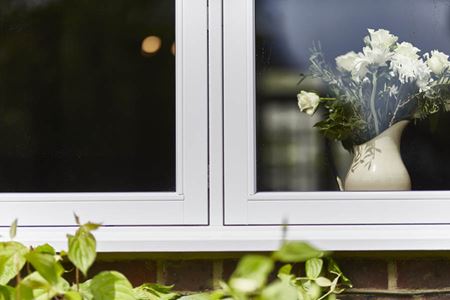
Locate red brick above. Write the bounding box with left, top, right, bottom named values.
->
left=339, top=296, right=414, bottom=300
left=397, top=259, right=450, bottom=289
left=222, top=259, right=238, bottom=281
left=163, top=260, right=213, bottom=291
left=423, top=295, right=450, bottom=300
left=336, top=258, right=388, bottom=289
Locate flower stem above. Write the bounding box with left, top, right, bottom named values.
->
left=370, top=72, right=380, bottom=135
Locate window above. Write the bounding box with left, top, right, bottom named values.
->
left=0, top=0, right=208, bottom=226
left=224, top=0, right=450, bottom=225
left=2, top=0, right=450, bottom=251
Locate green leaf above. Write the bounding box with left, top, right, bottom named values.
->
left=65, top=291, right=83, bottom=300
left=315, top=277, right=332, bottom=287
left=229, top=255, right=273, bottom=293
left=133, top=283, right=178, bottom=300
left=78, top=279, right=94, bottom=300
left=0, top=285, right=15, bottom=300
left=273, top=242, right=326, bottom=263
left=90, top=271, right=136, bottom=300
left=177, top=294, right=211, bottom=300
left=18, top=270, right=69, bottom=300
left=261, top=280, right=298, bottom=300
left=327, top=293, right=337, bottom=300
left=34, top=244, right=56, bottom=255
left=0, top=241, right=29, bottom=285
left=26, top=251, right=64, bottom=285
left=83, top=223, right=102, bottom=232
left=278, top=264, right=292, bottom=276
left=18, top=272, right=52, bottom=300
left=327, top=258, right=352, bottom=288
left=67, top=228, right=97, bottom=277
left=306, top=258, right=323, bottom=279
left=74, top=214, right=81, bottom=226
left=303, top=281, right=322, bottom=300
left=9, top=220, right=17, bottom=241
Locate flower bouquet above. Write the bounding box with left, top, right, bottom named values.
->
left=297, top=29, right=450, bottom=190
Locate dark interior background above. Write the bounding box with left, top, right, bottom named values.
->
left=256, top=0, right=450, bottom=191
left=0, top=0, right=175, bottom=192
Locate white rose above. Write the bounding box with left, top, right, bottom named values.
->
left=366, top=28, right=398, bottom=50
left=297, top=91, right=320, bottom=115
left=394, top=42, right=420, bottom=60
left=427, top=50, right=450, bottom=74
left=335, top=51, right=359, bottom=72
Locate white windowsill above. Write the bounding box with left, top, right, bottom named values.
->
left=3, top=225, right=450, bottom=252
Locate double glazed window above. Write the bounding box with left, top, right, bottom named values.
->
left=0, top=0, right=208, bottom=226
left=2, top=0, right=450, bottom=236
left=223, top=0, right=450, bottom=226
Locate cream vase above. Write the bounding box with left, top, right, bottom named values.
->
left=344, top=120, right=411, bottom=191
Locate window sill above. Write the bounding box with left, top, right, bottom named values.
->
left=2, top=225, right=450, bottom=252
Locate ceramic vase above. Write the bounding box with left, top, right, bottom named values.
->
left=344, top=120, right=411, bottom=191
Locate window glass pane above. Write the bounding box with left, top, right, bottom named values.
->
left=0, top=0, right=175, bottom=192
left=256, top=0, right=450, bottom=191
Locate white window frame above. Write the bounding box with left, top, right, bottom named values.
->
left=0, top=0, right=209, bottom=227
left=223, top=0, right=450, bottom=226
left=4, top=0, right=450, bottom=252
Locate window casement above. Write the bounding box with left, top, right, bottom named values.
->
left=223, top=0, right=450, bottom=226
left=3, top=0, right=450, bottom=252
left=0, top=0, right=208, bottom=226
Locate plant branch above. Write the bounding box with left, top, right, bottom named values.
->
left=76, top=267, right=80, bottom=291
left=369, top=72, right=380, bottom=135
left=389, top=95, right=415, bottom=127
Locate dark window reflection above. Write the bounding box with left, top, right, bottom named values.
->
left=256, top=0, right=450, bottom=191
left=0, top=0, right=175, bottom=192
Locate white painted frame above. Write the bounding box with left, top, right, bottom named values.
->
left=4, top=0, right=450, bottom=251
left=0, top=0, right=208, bottom=227
left=223, top=0, right=450, bottom=226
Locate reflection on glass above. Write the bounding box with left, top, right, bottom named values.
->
left=256, top=0, right=450, bottom=191
left=0, top=0, right=175, bottom=192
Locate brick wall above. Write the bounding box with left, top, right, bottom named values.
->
left=89, top=252, right=450, bottom=299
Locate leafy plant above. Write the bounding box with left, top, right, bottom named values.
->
left=0, top=217, right=180, bottom=300
left=0, top=219, right=351, bottom=300
left=207, top=242, right=352, bottom=300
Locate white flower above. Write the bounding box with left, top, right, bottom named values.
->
left=335, top=51, right=359, bottom=72
left=394, top=42, right=420, bottom=60
left=297, top=91, right=320, bottom=115
left=390, top=42, right=431, bottom=88
left=351, top=56, right=369, bottom=80
left=426, top=50, right=450, bottom=74
left=361, top=45, right=393, bottom=66
left=349, top=48, right=390, bottom=81
left=365, top=28, right=398, bottom=50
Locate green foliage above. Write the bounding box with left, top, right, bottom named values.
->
left=134, top=284, right=178, bottom=300
left=313, top=99, right=365, bottom=151
left=273, top=242, right=326, bottom=263
left=25, top=251, right=64, bottom=285
left=90, top=271, right=136, bottom=300
left=9, top=220, right=17, bottom=241
left=67, top=215, right=101, bottom=277
left=0, top=219, right=351, bottom=300
left=200, top=242, right=351, bottom=300
left=229, top=256, right=274, bottom=294
left=0, top=218, right=180, bottom=300
left=0, top=241, right=29, bottom=285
